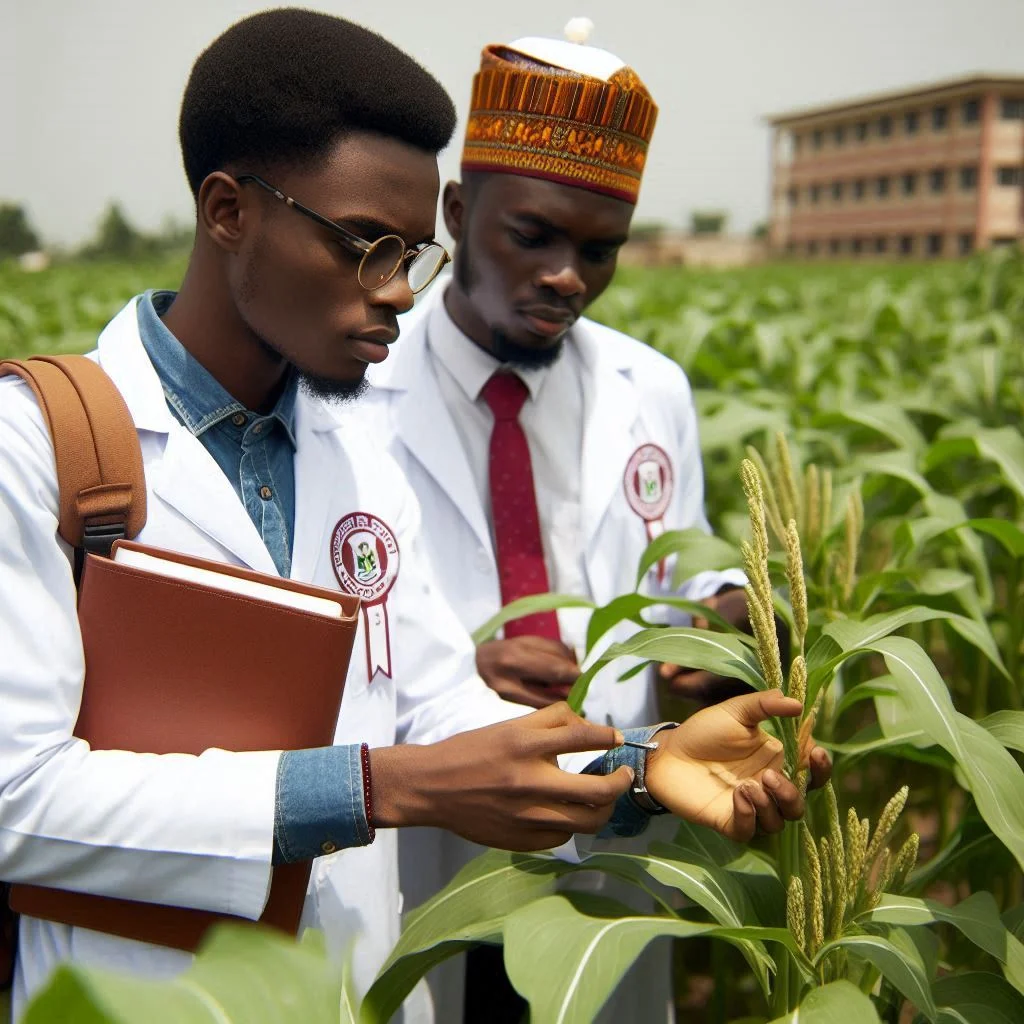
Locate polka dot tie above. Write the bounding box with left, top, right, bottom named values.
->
left=481, top=372, right=561, bottom=641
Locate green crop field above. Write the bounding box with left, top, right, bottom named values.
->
left=4, top=249, right=1024, bottom=1023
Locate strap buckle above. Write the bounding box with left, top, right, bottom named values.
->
left=81, top=521, right=127, bottom=559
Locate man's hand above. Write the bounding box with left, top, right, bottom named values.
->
left=368, top=703, right=633, bottom=852
left=645, top=690, right=832, bottom=842
left=659, top=589, right=755, bottom=704
left=476, top=636, right=579, bottom=708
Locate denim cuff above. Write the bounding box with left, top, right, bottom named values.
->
left=272, top=745, right=374, bottom=864
left=583, top=723, right=678, bottom=839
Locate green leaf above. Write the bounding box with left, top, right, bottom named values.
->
left=471, top=593, right=596, bottom=645
left=867, top=637, right=1024, bottom=873
left=980, top=711, right=1024, bottom=755
left=817, top=929, right=936, bottom=1021
left=567, top=846, right=775, bottom=994
left=504, top=894, right=716, bottom=1024
left=931, top=972, right=1024, bottom=1024
left=633, top=527, right=742, bottom=589
left=816, top=402, right=925, bottom=451
left=503, top=893, right=796, bottom=1024
left=569, top=626, right=765, bottom=711
left=583, top=593, right=739, bottom=657
left=807, top=605, right=1008, bottom=703
left=834, top=678, right=899, bottom=719
left=766, top=979, right=882, bottom=1024
left=965, top=519, right=1024, bottom=558
left=23, top=925, right=342, bottom=1024
left=928, top=426, right=1024, bottom=501
left=865, top=892, right=1024, bottom=995
left=361, top=851, right=568, bottom=1023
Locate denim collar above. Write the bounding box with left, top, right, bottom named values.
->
left=137, top=289, right=298, bottom=447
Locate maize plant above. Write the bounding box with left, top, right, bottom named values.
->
left=14, top=251, right=1024, bottom=1023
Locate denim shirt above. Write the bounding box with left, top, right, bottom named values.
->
left=136, top=291, right=660, bottom=863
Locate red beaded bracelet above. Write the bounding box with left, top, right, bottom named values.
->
left=360, top=742, right=376, bottom=844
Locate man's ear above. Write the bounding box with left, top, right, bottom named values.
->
left=196, top=172, right=250, bottom=254
left=442, top=180, right=465, bottom=243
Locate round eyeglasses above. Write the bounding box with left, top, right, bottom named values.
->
left=236, top=174, right=450, bottom=294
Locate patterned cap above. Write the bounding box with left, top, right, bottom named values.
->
left=460, top=31, right=658, bottom=205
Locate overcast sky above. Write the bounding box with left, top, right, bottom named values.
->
left=2, top=0, right=1023, bottom=247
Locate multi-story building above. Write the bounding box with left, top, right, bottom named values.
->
left=767, top=74, right=1024, bottom=258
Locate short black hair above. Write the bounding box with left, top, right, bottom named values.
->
left=179, top=8, right=456, bottom=196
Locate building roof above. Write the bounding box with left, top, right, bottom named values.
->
left=766, top=72, right=1024, bottom=126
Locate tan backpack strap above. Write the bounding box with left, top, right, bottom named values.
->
left=0, top=355, right=147, bottom=552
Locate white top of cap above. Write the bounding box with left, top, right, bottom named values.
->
left=506, top=34, right=627, bottom=82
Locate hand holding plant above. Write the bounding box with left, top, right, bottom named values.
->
left=645, top=689, right=832, bottom=840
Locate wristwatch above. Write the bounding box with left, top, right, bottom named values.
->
left=631, top=723, right=678, bottom=815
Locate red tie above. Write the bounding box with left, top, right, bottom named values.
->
left=481, top=372, right=560, bottom=641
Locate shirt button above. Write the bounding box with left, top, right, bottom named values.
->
left=321, top=840, right=337, bottom=855
left=252, top=422, right=264, bottom=435
left=231, top=413, right=247, bottom=427
left=259, top=485, right=273, bottom=501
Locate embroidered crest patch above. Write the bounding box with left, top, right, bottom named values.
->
left=624, top=444, right=673, bottom=523
left=331, top=512, right=400, bottom=681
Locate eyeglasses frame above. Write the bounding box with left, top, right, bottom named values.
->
left=235, top=172, right=450, bottom=294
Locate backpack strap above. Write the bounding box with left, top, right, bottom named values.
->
left=0, top=355, right=147, bottom=555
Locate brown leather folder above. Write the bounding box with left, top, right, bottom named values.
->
left=10, top=540, right=360, bottom=951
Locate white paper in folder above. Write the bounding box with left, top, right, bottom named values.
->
left=113, top=546, right=345, bottom=619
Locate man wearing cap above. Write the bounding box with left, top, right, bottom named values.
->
left=364, top=25, right=754, bottom=1024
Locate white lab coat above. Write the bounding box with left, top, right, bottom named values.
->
left=0, top=298, right=527, bottom=1020
left=362, top=283, right=743, bottom=1024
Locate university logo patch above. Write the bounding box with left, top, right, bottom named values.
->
left=624, top=444, right=673, bottom=523
left=331, top=512, right=400, bottom=681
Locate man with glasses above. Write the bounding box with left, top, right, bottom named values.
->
left=0, top=10, right=827, bottom=1020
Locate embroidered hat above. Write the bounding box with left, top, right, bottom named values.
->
left=460, top=19, right=658, bottom=205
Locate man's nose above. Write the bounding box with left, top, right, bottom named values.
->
left=369, top=266, right=415, bottom=315
left=537, top=261, right=586, bottom=300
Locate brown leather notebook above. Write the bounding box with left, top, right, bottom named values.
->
left=10, top=540, right=360, bottom=951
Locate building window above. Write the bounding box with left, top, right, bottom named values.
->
left=829, top=238, right=842, bottom=255
left=901, top=172, right=917, bottom=196
left=812, top=129, right=824, bottom=150
left=787, top=186, right=799, bottom=206
left=834, top=125, right=846, bottom=145
left=793, top=133, right=803, bottom=153
left=810, top=184, right=822, bottom=203
left=904, top=111, right=919, bottom=135
left=996, top=166, right=1024, bottom=186
left=932, top=105, right=949, bottom=130
left=958, top=233, right=974, bottom=255
left=875, top=237, right=888, bottom=254
left=878, top=114, right=893, bottom=138
left=960, top=165, right=978, bottom=189
left=929, top=168, right=947, bottom=193
left=852, top=238, right=863, bottom=254
left=853, top=178, right=866, bottom=200
left=786, top=241, right=798, bottom=254
left=876, top=176, right=891, bottom=198
left=900, top=235, right=915, bottom=256
left=963, top=98, right=981, bottom=124
left=927, top=233, right=944, bottom=256
left=831, top=180, right=844, bottom=201
left=808, top=240, right=819, bottom=256
left=1001, top=97, right=1024, bottom=120
left=855, top=121, right=868, bottom=141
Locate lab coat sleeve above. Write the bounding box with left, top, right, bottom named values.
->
left=387, top=481, right=528, bottom=747
left=656, top=364, right=745, bottom=609
left=0, top=381, right=278, bottom=919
